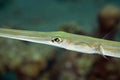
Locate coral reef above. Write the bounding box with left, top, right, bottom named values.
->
left=0, top=37, right=56, bottom=80
left=95, top=4, right=120, bottom=40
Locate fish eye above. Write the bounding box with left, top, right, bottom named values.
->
left=51, top=37, right=63, bottom=43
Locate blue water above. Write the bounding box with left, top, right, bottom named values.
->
left=0, top=0, right=119, bottom=33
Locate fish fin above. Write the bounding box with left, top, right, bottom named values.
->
left=102, top=31, right=113, bottom=39
left=99, top=44, right=109, bottom=60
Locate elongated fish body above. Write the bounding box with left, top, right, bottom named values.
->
left=0, top=28, right=119, bottom=58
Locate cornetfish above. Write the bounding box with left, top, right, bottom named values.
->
left=0, top=28, right=119, bottom=58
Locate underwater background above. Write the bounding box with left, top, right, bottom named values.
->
left=0, top=0, right=120, bottom=80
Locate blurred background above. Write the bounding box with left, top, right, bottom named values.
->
left=0, top=0, right=120, bottom=80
